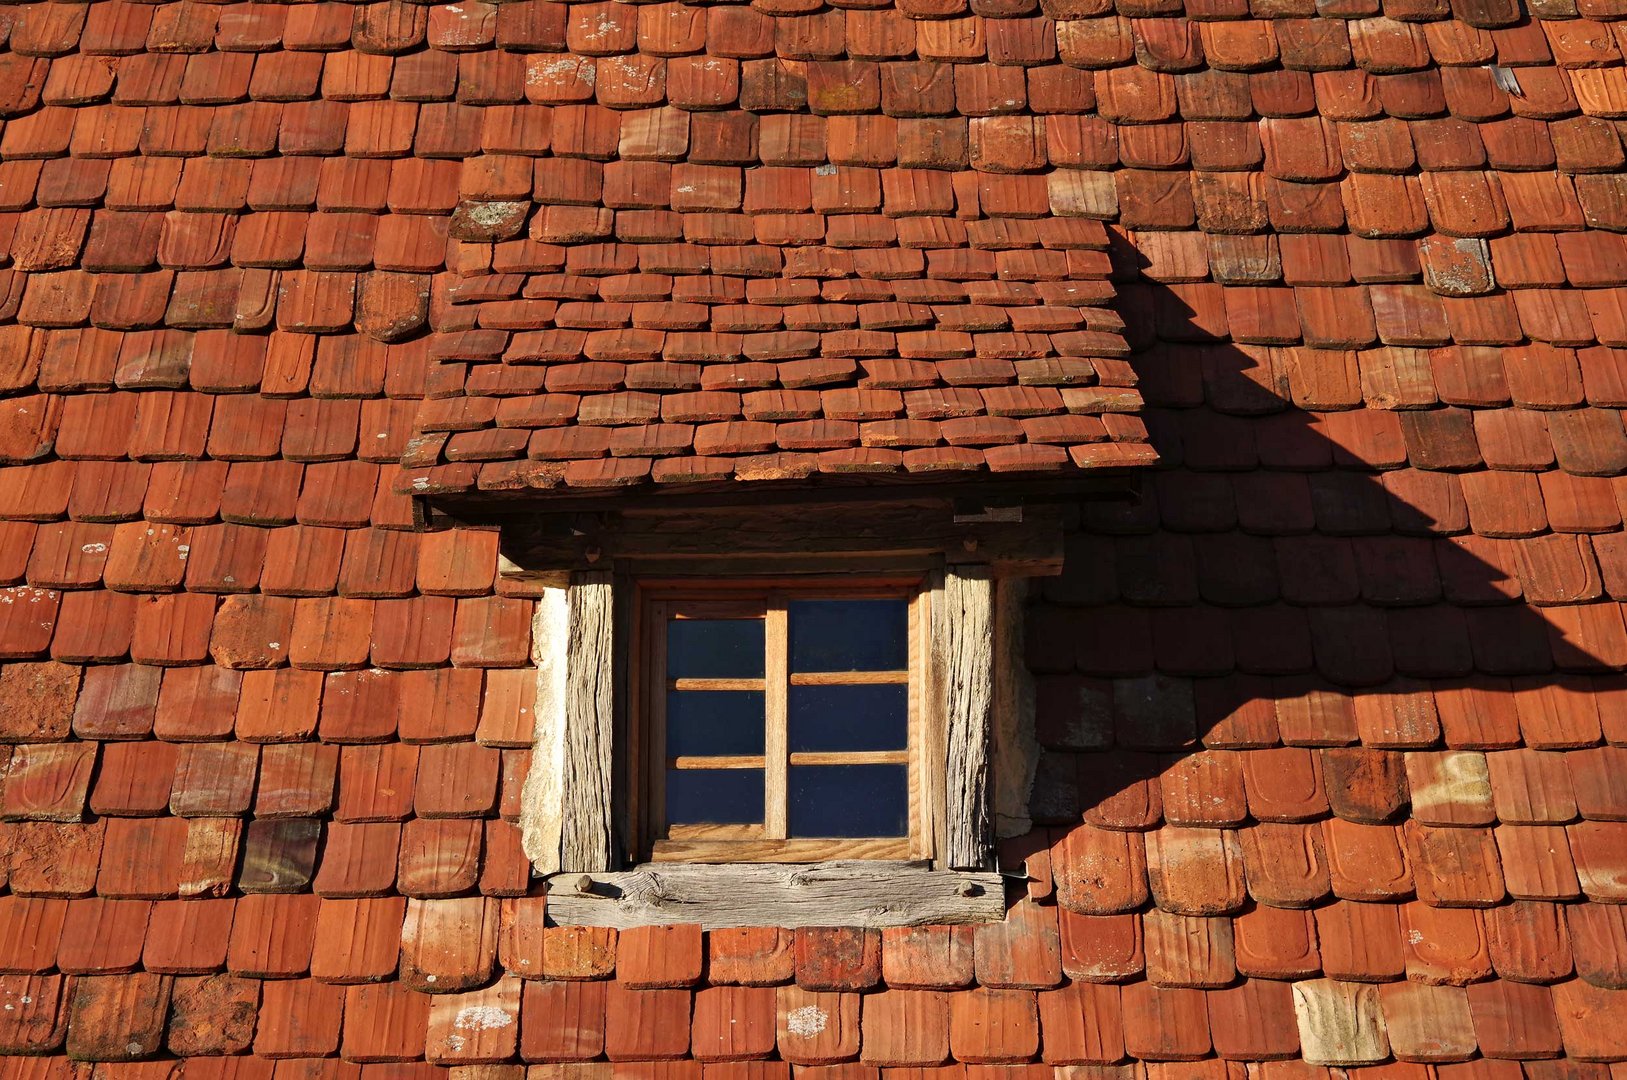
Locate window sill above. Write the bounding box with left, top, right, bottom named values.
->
left=542, top=861, right=1006, bottom=929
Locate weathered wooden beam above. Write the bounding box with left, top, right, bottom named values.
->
left=992, top=579, right=1039, bottom=840
left=499, top=502, right=1065, bottom=578
left=544, top=863, right=1004, bottom=929
left=520, top=571, right=617, bottom=874
left=940, top=565, right=995, bottom=870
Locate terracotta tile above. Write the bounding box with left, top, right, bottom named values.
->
left=166, top=973, right=259, bottom=1057
left=613, top=924, right=705, bottom=989
left=1485, top=900, right=1574, bottom=985
left=400, top=896, right=500, bottom=993
left=142, top=898, right=234, bottom=975
left=606, top=982, right=693, bottom=1060
left=1144, top=826, right=1246, bottom=916
left=255, top=977, right=345, bottom=1058
left=521, top=979, right=608, bottom=1061
left=6, top=820, right=103, bottom=898
left=1143, top=910, right=1237, bottom=989
left=0, top=896, right=69, bottom=974
left=1203, top=979, right=1301, bottom=1061
left=694, top=985, right=778, bottom=1060
left=1377, top=981, right=1477, bottom=1063
left=881, top=926, right=974, bottom=990
left=166, top=742, right=253, bottom=817
left=1465, top=979, right=1563, bottom=1058
left=235, top=668, right=324, bottom=743
left=398, top=817, right=482, bottom=898
left=177, top=817, right=243, bottom=900
left=65, top=971, right=172, bottom=1062
left=1232, top=904, right=1320, bottom=982
left=314, top=821, right=402, bottom=899
left=227, top=892, right=319, bottom=979
left=776, top=984, right=860, bottom=1065
left=534, top=924, right=616, bottom=981
left=973, top=899, right=1060, bottom=990
left=710, top=927, right=794, bottom=987
left=948, top=987, right=1039, bottom=1064
left=1566, top=903, right=1627, bottom=990
left=1121, top=982, right=1211, bottom=1061
left=426, top=975, right=522, bottom=1064
left=0, top=741, right=96, bottom=822
left=1054, top=824, right=1149, bottom=915
left=859, top=988, right=949, bottom=1066
left=1057, top=910, right=1143, bottom=983
left=1497, top=824, right=1582, bottom=901
left=344, top=981, right=431, bottom=1064
left=796, top=928, right=881, bottom=992
left=96, top=816, right=186, bottom=899
left=1312, top=901, right=1404, bottom=983
left=310, top=897, right=406, bottom=985
left=336, top=743, right=419, bottom=823
left=0, top=973, right=72, bottom=1055
left=55, top=897, right=154, bottom=978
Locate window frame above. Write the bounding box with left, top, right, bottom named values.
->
left=635, top=575, right=936, bottom=865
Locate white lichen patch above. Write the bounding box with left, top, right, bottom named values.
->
left=454, top=1005, right=515, bottom=1031
left=785, top=1005, right=827, bottom=1038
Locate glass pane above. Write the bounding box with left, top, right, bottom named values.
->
left=668, top=618, right=764, bottom=679
left=789, top=684, right=908, bottom=753
left=788, top=599, right=908, bottom=672
left=667, top=768, right=763, bottom=826
left=788, top=764, right=908, bottom=838
left=667, top=690, right=765, bottom=757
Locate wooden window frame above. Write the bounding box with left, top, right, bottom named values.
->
left=518, top=546, right=1043, bottom=927
left=636, top=577, right=934, bottom=865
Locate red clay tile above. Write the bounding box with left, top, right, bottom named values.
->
left=606, top=982, right=693, bottom=1060
left=522, top=979, right=608, bottom=1062
left=860, top=988, right=949, bottom=1066
left=399, top=896, right=500, bottom=993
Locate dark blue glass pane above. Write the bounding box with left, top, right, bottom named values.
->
left=789, top=684, right=908, bottom=753
left=788, top=764, right=908, bottom=838
left=788, top=599, right=908, bottom=672
left=666, top=690, right=765, bottom=757
left=667, top=768, right=763, bottom=826
left=668, top=618, right=764, bottom=679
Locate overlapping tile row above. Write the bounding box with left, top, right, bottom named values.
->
left=1, top=0, right=1627, bottom=1075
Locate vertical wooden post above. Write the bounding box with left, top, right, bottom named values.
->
left=520, top=571, right=617, bottom=875
left=941, top=564, right=995, bottom=870
left=562, top=570, right=617, bottom=871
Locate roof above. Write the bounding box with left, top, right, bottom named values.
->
left=5, top=0, right=1627, bottom=1075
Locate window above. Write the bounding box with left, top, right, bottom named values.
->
left=510, top=497, right=1068, bottom=926
left=641, top=579, right=931, bottom=863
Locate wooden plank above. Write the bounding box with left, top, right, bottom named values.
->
left=544, top=863, right=1004, bottom=929
left=561, top=570, right=617, bottom=872
left=992, top=578, right=1039, bottom=840
left=789, top=671, right=909, bottom=685
left=671, top=755, right=764, bottom=770
left=671, top=677, right=764, bottom=691
left=519, top=584, right=569, bottom=874
left=500, top=502, right=1065, bottom=577
left=764, top=604, right=789, bottom=841
left=649, top=837, right=914, bottom=862
left=787, top=751, right=908, bottom=766
left=941, top=566, right=994, bottom=870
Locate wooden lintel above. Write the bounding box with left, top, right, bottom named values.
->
left=498, top=501, right=1067, bottom=579
left=543, top=862, right=1005, bottom=929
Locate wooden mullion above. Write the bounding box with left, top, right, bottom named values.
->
left=764, top=600, right=789, bottom=841
left=647, top=599, right=668, bottom=846
left=789, top=670, right=909, bottom=686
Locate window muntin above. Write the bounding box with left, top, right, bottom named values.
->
left=641, top=580, right=928, bottom=863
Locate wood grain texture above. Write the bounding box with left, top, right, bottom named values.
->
left=544, top=862, right=1003, bottom=929
left=941, top=566, right=995, bottom=870
left=562, top=570, right=617, bottom=872
left=519, top=584, right=569, bottom=875
left=500, top=502, right=1065, bottom=576
left=992, top=578, right=1039, bottom=840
